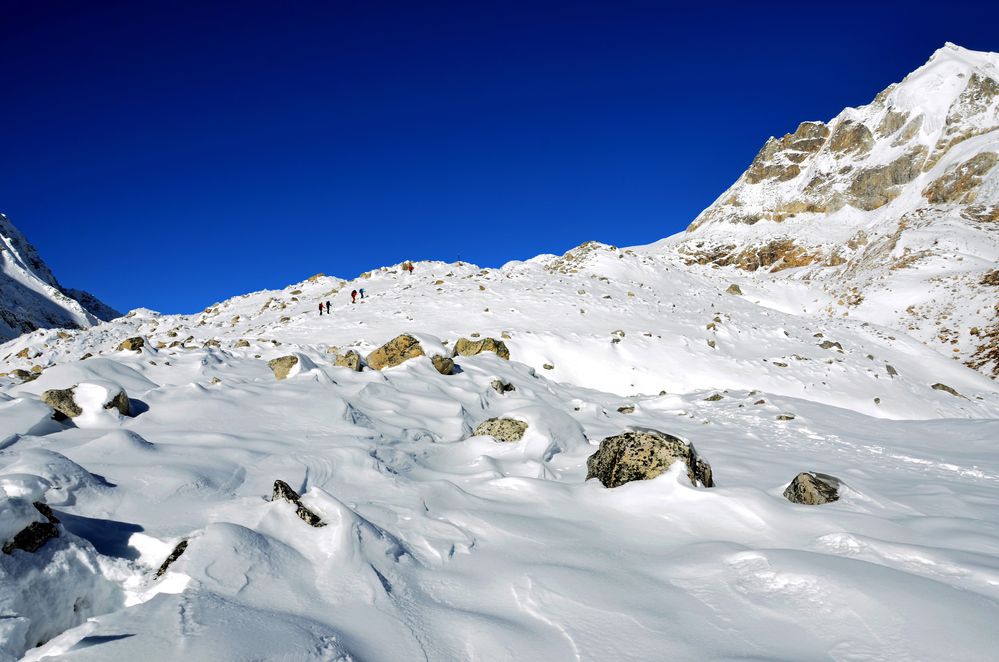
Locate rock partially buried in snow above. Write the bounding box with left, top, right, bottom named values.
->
left=2, top=500, right=60, bottom=554
left=366, top=334, right=425, bottom=370
left=431, top=354, right=454, bottom=375
left=931, top=382, right=964, bottom=398
left=155, top=540, right=188, bottom=578
left=490, top=379, right=516, bottom=394
left=268, top=355, right=299, bottom=380
left=334, top=350, right=363, bottom=371
left=452, top=337, right=510, bottom=360
left=725, top=283, right=743, bottom=295
left=783, top=472, right=841, bottom=505
left=272, top=480, right=325, bottom=527
left=586, top=429, right=714, bottom=488
left=473, top=418, right=529, bottom=442
left=41, top=383, right=130, bottom=420
left=117, top=336, right=145, bottom=352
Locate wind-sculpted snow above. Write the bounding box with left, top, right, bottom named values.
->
left=1, top=320, right=999, bottom=659
left=3, top=43, right=999, bottom=660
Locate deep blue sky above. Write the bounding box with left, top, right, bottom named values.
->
left=3, top=1, right=997, bottom=314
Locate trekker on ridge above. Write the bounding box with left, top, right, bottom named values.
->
left=351, top=289, right=358, bottom=304
left=325, top=301, right=331, bottom=314
left=318, top=302, right=324, bottom=316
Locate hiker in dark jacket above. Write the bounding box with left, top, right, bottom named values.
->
left=325, top=301, right=331, bottom=314
left=359, top=288, right=365, bottom=299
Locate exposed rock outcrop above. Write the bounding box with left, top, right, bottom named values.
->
left=586, top=430, right=714, bottom=488
left=272, top=480, right=325, bottom=527
left=783, top=472, right=841, bottom=505
left=334, top=350, right=363, bottom=371
left=922, top=152, right=998, bottom=204
left=41, top=384, right=130, bottom=420
left=2, top=501, right=60, bottom=554
left=155, top=540, right=189, bottom=578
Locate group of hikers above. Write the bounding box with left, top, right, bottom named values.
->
left=317, top=261, right=416, bottom=316
left=318, top=288, right=365, bottom=316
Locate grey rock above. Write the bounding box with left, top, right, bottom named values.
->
left=272, top=480, right=325, bottom=527
left=334, top=350, right=363, bottom=371
left=155, top=540, right=188, bottom=578
left=2, top=502, right=60, bottom=555
left=490, top=379, right=516, bottom=394
left=586, top=429, right=714, bottom=488
left=783, top=472, right=840, bottom=505
left=452, top=337, right=510, bottom=360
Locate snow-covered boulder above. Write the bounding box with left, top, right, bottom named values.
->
left=268, top=355, right=299, bottom=380
left=473, top=417, right=529, bottom=442
left=452, top=337, right=510, bottom=360
left=271, top=480, right=325, bottom=527
left=1, top=499, right=59, bottom=555
left=586, top=429, right=714, bottom=488
left=783, top=472, right=841, bottom=505
left=41, top=382, right=130, bottom=421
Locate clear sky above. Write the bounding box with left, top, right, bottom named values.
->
left=3, top=0, right=998, bottom=314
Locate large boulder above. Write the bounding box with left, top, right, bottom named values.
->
left=473, top=418, right=528, bottom=442
left=783, top=472, right=841, bottom=505
left=452, top=337, right=510, bottom=360
left=333, top=350, right=363, bottom=372
left=366, top=334, right=425, bottom=370
left=366, top=334, right=453, bottom=374
left=268, top=355, right=299, bottom=380
left=586, top=429, right=714, bottom=488
left=41, top=383, right=130, bottom=420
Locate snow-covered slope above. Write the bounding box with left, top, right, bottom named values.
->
left=0, top=213, right=120, bottom=342
left=2, top=45, right=999, bottom=661
left=659, top=43, right=999, bottom=378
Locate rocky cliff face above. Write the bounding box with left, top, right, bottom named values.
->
left=662, top=43, right=999, bottom=377
left=0, top=213, right=120, bottom=340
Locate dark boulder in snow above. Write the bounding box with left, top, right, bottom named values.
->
left=452, top=337, right=510, bottom=360
left=473, top=418, right=528, bottom=442
left=586, top=429, right=714, bottom=488
left=2, top=501, right=60, bottom=555
left=155, top=540, right=189, bottom=578
left=783, top=472, right=841, bottom=505
left=272, top=480, right=325, bottom=527
left=431, top=354, right=454, bottom=375
left=931, top=382, right=964, bottom=398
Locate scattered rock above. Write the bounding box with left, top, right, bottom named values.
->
left=117, top=336, right=145, bottom=352
left=931, top=382, right=964, bottom=398
left=586, top=430, right=714, bottom=488
left=886, top=364, right=898, bottom=378
left=490, top=379, right=515, bottom=394
left=452, top=337, right=510, bottom=360
left=235, top=339, right=250, bottom=348
left=725, top=283, right=743, bottom=295
left=155, top=540, right=189, bottom=578
left=334, top=350, right=363, bottom=371
left=753, top=399, right=766, bottom=405
left=268, top=355, right=299, bottom=380
left=271, top=480, right=325, bottom=527
left=704, top=393, right=723, bottom=402
left=777, top=413, right=796, bottom=421
left=783, top=472, right=841, bottom=505
left=617, top=405, right=635, bottom=414
left=818, top=340, right=843, bottom=351
left=542, top=363, right=554, bottom=370
left=473, top=418, right=528, bottom=442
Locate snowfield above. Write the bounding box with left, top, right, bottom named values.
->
left=2, top=43, right=999, bottom=661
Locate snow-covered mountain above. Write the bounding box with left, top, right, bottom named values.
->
left=2, top=45, right=999, bottom=661
left=661, top=42, right=999, bottom=378
left=0, top=213, right=120, bottom=342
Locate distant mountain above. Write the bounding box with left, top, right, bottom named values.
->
left=0, top=212, right=120, bottom=340
left=656, top=42, right=999, bottom=377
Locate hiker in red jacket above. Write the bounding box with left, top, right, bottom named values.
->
left=351, top=289, right=358, bottom=304
left=318, top=302, right=324, bottom=316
